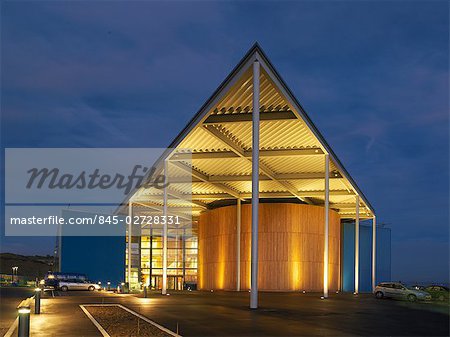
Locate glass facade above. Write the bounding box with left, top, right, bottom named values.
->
left=126, top=227, right=198, bottom=290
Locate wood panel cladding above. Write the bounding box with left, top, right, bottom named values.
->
left=198, top=203, right=340, bottom=291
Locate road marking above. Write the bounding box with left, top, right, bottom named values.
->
left=80, top=304, right=180, bottom=336
left=79, top=305, right=110, bottom=337
left=3, top=317, right=18, bottom=337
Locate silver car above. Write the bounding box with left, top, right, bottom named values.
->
left=59, top=279, right=101, bottom=291
left=374, top=282, right=431, bottom=302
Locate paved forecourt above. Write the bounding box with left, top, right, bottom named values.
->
left=3, top=289, right=449, bottom=336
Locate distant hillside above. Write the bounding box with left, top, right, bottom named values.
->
left=0, top=253, right=55, bottom=279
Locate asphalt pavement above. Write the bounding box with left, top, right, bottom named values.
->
left=0, top=287, right=34, bottom=336
left=1, top=288, right=449, bottom=336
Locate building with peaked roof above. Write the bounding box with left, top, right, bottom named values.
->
left=119, top=44, right=390, bottom=309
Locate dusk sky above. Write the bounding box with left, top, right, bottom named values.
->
left=1, top=1, right=448, bottom=283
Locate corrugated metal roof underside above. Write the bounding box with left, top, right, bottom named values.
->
left=132, top=55, right=373, bottom=220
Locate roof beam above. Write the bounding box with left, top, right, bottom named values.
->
left=329, top=203, right=368, bottom=209
left=294, top=190, right=353, bottom=197
left=339, top=213, right=373, bottom=219
left=170, top=148, right=323, bottom=161
left=189, top=189, right=353, bottom=199
left=166, top=177, right=202, bottom=184
left=132, top=202, right=192, bottom=222
left=203, top=110, right=296, bottom=124
left=133, top=203, right=204, bottom=212
left=208, top=172, right=342, bottom=183
left=171, top=161, right=242, bottom=200
left=135, top=188, right=209, bottom=210
left=203, top=125, right=245, bottom=156
left=202, top=125, right=314, bottom=203
left=172, top=151, right=238, bottom=160
left=191, top=193, right=231, bottom=199
left=255, top=148, right=323, bottom=157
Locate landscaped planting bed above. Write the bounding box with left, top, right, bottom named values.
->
left=85, top=305, right=175, bottom=337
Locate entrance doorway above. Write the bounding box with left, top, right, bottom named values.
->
left=150, top=276, right=183, bottom=290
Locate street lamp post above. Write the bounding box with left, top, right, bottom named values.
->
left=12, top=266, right=18, bottom=284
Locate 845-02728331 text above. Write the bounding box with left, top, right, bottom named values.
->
left=9, top=215, right=181, bottom=226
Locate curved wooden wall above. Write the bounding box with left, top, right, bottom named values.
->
left=198, top=203, right=341, bottom=292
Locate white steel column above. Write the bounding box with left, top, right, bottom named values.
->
left=372, top=215, right=376, bottom=291
left=250, top=60, right=260, bottom=309
left=354, top=195, right=360, bottom=294
left=323, top=154, right=329, bottom=299
left=162, top=160, right=168, bottom=295
left=128, top=202, right=132, bottom=286
left=236, top=198, right=241, bottom=291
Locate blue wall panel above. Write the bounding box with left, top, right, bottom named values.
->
left=61, top=236, right=125, bottom=286
left=342, top=223, right=391, bottom=293
left=60, top=210, right=125, bottom=286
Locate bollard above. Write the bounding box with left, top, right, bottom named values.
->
left=34, top=288, right=41, bottom=314
left=143, top=286, right=147, bottom=298
left=17, top=306, right=30, bottom=337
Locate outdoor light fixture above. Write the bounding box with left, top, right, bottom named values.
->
left=121, top=282, right=125, bottom=286
left=18, top=307, right=30, bottom=314
left=320, top=296, right=325, bottom=300
left=302, top=290, right=306, bottom=294
left=34, top=288, right=41, bottom=314
left=107, top=282, right=111, bottom=285
left=18, top=306, right=30, bottom=337
left=98, top=282, right=101, bottom=285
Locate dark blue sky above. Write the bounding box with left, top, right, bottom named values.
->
left=1, top=1, right=448, bottom=283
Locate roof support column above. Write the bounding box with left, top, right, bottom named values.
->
left=128, top=201, right=133, bottom=287
left=354, top=195, right=360, bottom=295
left=372, top=215, right=377, bottom=291
left=236, top=198, right=241, bottom=291
left=250, top=60, right=260, bottom=309
left=323, top=154, right=329, bottom=299
left=162, top=159, right=168, bottom=295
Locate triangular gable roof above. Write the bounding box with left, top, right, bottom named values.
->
left=128, top=43, right=374, bottom=219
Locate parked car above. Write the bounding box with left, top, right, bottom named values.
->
left=59, top=279, right=101, bottom=291
left=374, top=282, right=431, bottom=302
left=410, top=285, right=426, bottom=291
left=424, top=285, right=449, bottom=302
left=40, top=277, right=59, bottom=290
